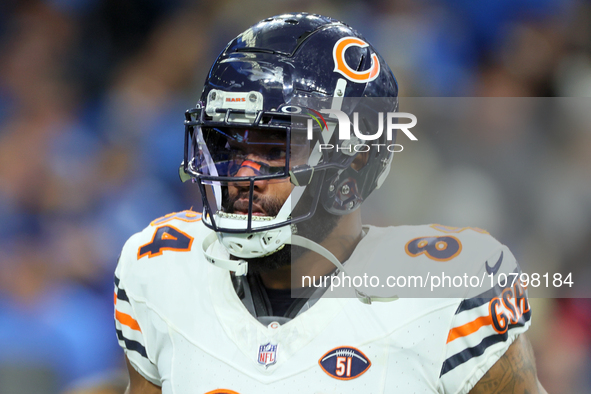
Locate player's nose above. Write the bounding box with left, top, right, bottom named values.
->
left=235, top=160, right=262, bottom=177
left=233, top=158, right=269, bottom=191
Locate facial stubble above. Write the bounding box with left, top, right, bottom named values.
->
left=225, top=188, right=340, bottom=275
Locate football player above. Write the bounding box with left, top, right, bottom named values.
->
left=114, top=13, right=547, bottom=393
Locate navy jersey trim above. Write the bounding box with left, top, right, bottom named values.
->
left=116, top=329, right=148, bottom=358
left=114, top=275, right=130, bottom=302
left=454, top=268, right=519, bottom=314
left=440, top=310, right=531, bottom=377
left=117, top=288, right=130, bottom=303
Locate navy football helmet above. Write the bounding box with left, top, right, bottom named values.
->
left=182, top=13, right=398, bottom=263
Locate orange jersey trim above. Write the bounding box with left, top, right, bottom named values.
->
left=150, top=210, right=202, bottom=227
left=430, top=224, right=489, bottom=234
left=446, top=314, right=492, bottom=343
left=114, top=291, right=142, bottom=332
left=116, top=310, right=142, bottom=332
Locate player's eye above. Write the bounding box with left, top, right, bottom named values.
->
left=266, top=147, right=286, bottom=161
left=228, top=144, right=247, bottom=158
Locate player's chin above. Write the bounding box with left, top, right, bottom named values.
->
left=243, top=244, right=293, bottom=274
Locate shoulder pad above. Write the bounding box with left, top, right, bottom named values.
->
left=346, top=224, right=513, bottom=299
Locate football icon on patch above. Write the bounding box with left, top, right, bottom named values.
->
left=319, top=346, right=371, bottom=380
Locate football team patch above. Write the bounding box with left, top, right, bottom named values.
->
left=319, top=346, right=371, bottom=380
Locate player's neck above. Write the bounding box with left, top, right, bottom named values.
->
left=259, top=212, right=364, bottom=290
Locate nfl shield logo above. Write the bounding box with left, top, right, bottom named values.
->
left=257, top=343, right=278, bottom=366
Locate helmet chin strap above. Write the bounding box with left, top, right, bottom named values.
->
left=201, top=230, right=397, bottom=304
left=202, top=230, right=248, bottom=275
left=288, top=235, right=398, bottom=304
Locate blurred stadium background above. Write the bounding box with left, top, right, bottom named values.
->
left=0, top=0, right=590, bottom=393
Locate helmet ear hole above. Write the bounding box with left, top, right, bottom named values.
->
left=322, top=175, right=363, bottom=215
left=227, top=242, right=244, bottom=253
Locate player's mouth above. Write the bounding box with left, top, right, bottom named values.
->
left=233, top=200, right=268, bottom=216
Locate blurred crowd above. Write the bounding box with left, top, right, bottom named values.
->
left=0, top=0, right=590, bottom=393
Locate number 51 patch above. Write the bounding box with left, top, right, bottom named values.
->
left=319, top=346, right=371, bottom=380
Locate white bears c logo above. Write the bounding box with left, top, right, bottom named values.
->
left=332, top=37, right=380, bottom=83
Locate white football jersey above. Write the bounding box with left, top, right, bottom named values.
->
left=114, top=211, right=531, bottom=394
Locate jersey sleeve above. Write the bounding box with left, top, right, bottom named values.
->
left=114, top=255, right=162, bottom=386
left=438, top=245, right=532, bottom=394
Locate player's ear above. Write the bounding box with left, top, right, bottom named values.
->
left=351, top=152, right=369, bottom=171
